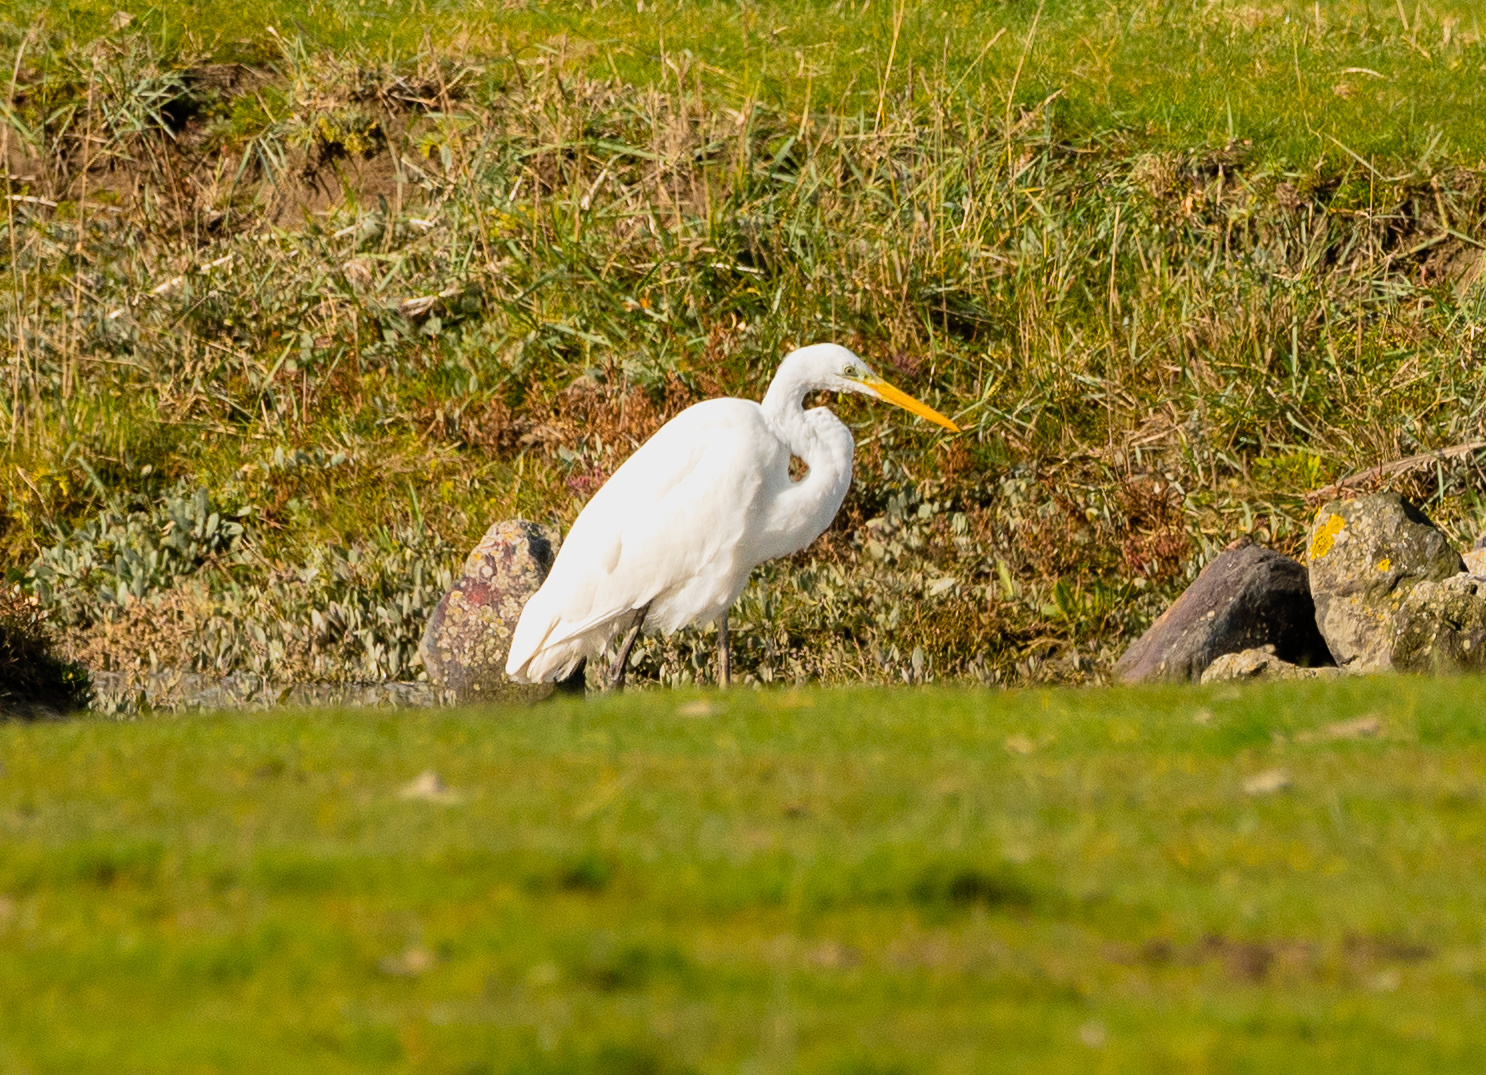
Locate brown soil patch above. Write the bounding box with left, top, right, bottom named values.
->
left=1130, top=934, right=1315, bottom=983
left=423, top=373, right=702, bottom=470
left=7, top=60, right=438, bottom=231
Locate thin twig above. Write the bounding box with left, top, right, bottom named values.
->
left=1306, top=442, right=1486, bottom=505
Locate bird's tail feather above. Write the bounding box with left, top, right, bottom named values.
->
left=506, top=601, right=637, bottom=683
left=511, top=638, right=590, bottom=684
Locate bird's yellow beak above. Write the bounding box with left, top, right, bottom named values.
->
left=863, top=376, right=962, bottom=433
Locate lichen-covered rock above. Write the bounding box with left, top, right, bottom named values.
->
left=1305, top=493, right=1464, bottom=672
left=1200, top=646, right=1346, bottom=684
left=418, top=519, right=563, bottom=703
left=1115, top=539, right=1333, bottom=683
left=1391, top=573, right=1486, bottom=674
left=1464, top=547, right=1486, bottom=577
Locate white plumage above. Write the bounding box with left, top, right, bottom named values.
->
left=505, top=343, right=959, bottom=685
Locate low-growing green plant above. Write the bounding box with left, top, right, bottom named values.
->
left=28, top=485, right=460, bottom=682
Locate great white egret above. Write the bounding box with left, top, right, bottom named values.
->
left=505, top=343, right=960, bottom=688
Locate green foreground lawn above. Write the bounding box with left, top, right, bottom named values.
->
left=4, top=681, right=1486, bottom=1072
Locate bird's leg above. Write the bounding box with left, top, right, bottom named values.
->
left=609, top=604, right=650, bottom=690
left=717, top=608, right=731, bottom=689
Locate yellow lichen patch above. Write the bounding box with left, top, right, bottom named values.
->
left=1309, top=513, right=1346, bottom=561
left=1377, top=558, right=1392, bottom=572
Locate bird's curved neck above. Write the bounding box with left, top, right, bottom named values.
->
left=761, top=370, right=819, bottom=453
left=754, top=370, right=855, bottom=563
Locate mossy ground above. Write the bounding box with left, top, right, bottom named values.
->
left=5, top=678, right=1486, bottom=1071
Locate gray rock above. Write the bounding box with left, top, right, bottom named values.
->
left=418, top=519, right=565, bottom=703
left=1305, top=493, right=1464, bottom=672
left=285, top=681, right=443, bottom=709
left=1200, top=645, right=1346, bottom=684
left=1391, top=573, right=1486, bottom=674
left=90, top=669, right=273, bottom=713
left=1464, top=548, right=1486, bottom=577
left=1115, top=539, right=1333, bottom=683
left=89, top=669, right=442, bottom=713
left=0, top=699, right=67, bottom=721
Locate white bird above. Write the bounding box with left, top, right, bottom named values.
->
left=505, top=342, right=960, bottom=688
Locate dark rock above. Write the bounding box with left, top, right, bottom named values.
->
left=1305, top=493, right=1463, bottom=672
left=418, top=519, right=566, bottom=703
left=1391, top=574, right=1486, bottom=674
left=1200, top=646, right=1346, bottom=684
left=1115, top=539, right=1333, bottom=683
left=0, top=592, right=92, bottom=719
left=0, top=699, right=68, bottom=721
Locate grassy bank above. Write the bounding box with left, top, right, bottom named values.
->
left=4, top=2, right=1486, bottom=688
left=4, top=679, right=1486, bottom=1071
left=9, top=0, right=1486, bottom=161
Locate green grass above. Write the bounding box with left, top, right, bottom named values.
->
left=5, top=1, right=1486, bottom=688
left=5, top=679, right=1486, bottom=1071
left=10, top=0, right=1486, bottom=160
left=7, top=7, right=1486, bottom=1070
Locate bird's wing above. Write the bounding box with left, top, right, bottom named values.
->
left=506, top=400, right=778, bottom=676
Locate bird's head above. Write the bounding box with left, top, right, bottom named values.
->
left=788, top=343, right=961, bottom=432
